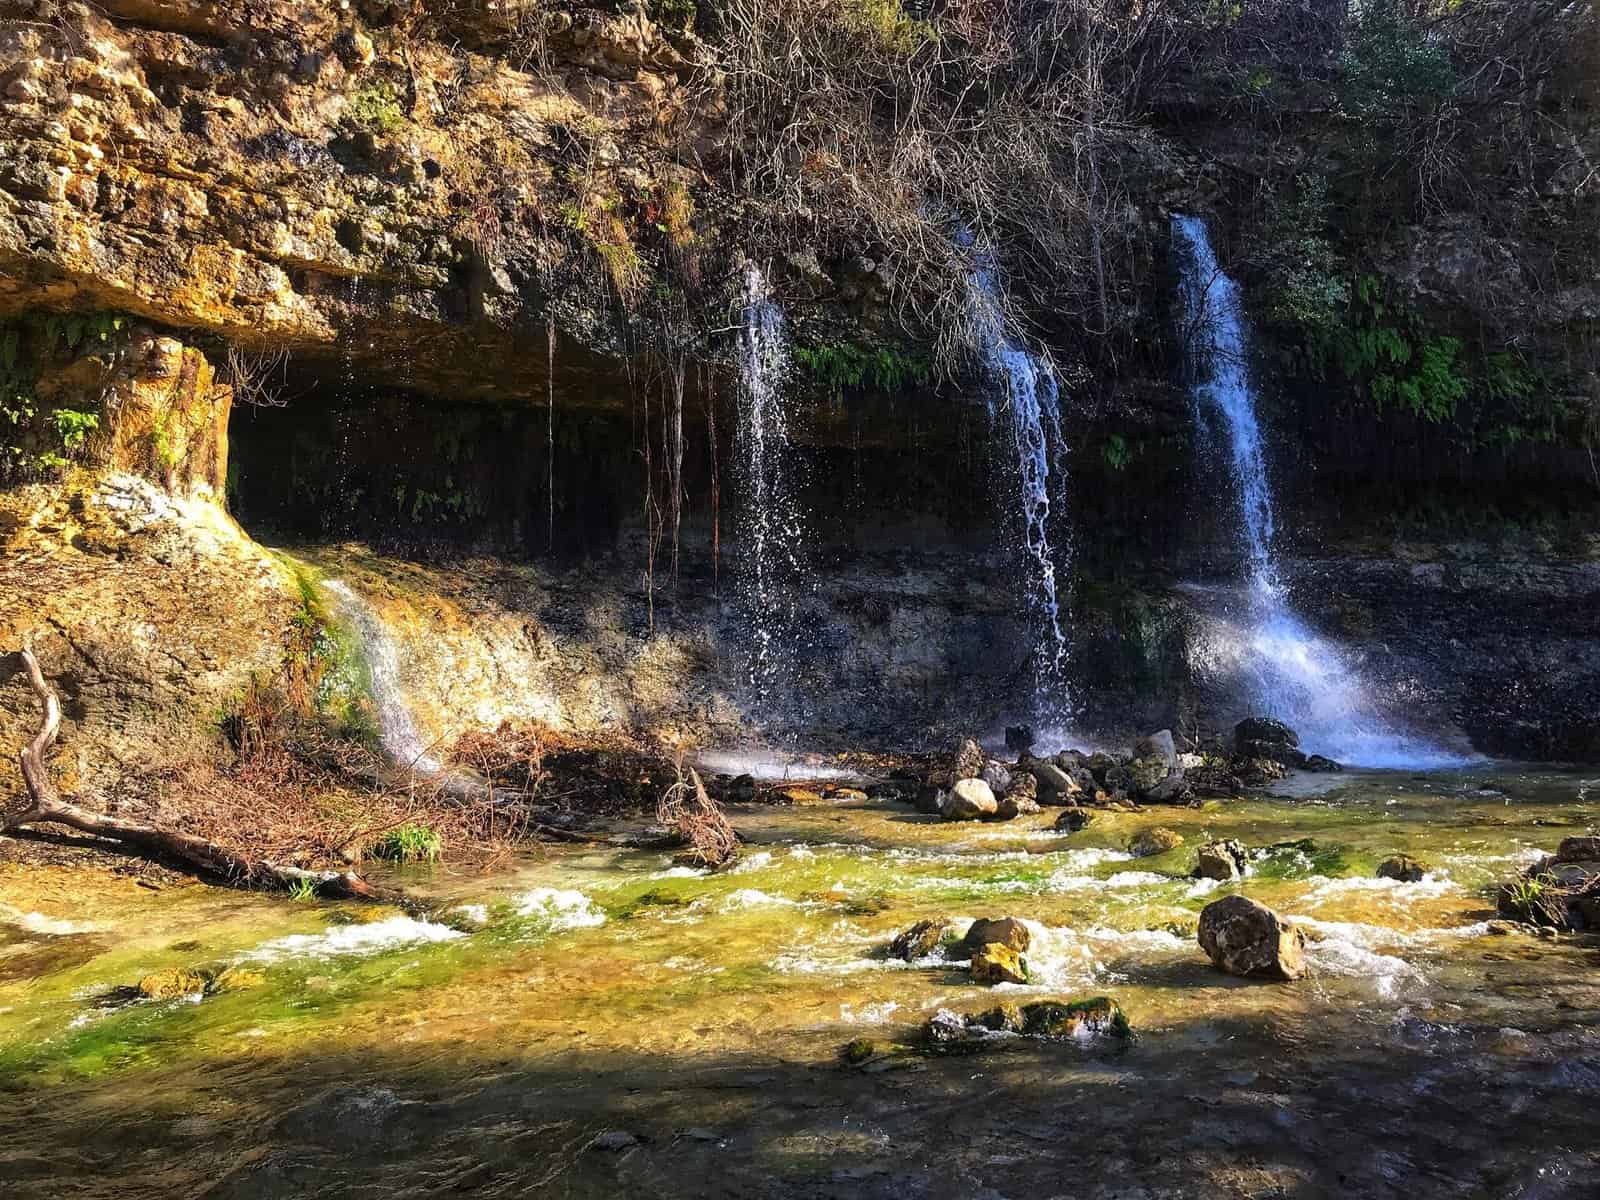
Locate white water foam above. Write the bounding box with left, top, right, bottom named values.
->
left=0, top=906, right=98, bottom=936
left=239, top=915, right=463, bottom=964
left=512, top=887, right=607, bottom=929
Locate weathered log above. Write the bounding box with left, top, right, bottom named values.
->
left=5, top=643, right=378, bottom=899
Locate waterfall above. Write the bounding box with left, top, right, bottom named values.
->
left=963, top=241, right=1072, bottom=726
left=321, top=580, right=441, bottom=775
left=1171, top=215, right=1462, bottom=767
left=733, top=263, right=810, bottom=721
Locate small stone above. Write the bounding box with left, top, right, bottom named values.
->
left=1197, top=895, right=1307, bottom=981
left=941, top=777, right=998, bottom=821
left=1128, top=827, right=1184, bottom=858
left=589, top=1130, right=639, bottom=1152
left=841, top=1038, right=880, bottom=1065
left=888, top=918, right=949, bottom=961
left=970, top=943, right=1029, bottom=985
left=1376, top=854, right=1429, bottom=883
left=960, top=916, right=1031, bottom=954
left=1194, top=839, right=1249, bottom=882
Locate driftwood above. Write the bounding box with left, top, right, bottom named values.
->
left=656, top=765, right=738, bottom=869
left=4, top=643, right=379, bottom=899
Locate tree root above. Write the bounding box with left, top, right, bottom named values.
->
left=4, top=642, right=387, bottom=900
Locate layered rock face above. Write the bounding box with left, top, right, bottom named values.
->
left=0, top=0, right=717, bottom=399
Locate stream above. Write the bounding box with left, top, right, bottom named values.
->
left=3, top=768, right=1597, bottom=1197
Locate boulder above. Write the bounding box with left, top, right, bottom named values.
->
left=981, top=761, right=1013, bottom=797
left=1026, top=760, right=1081, bottom=804
left=1197, top=895, right=1308, bottom=981
left=970, top=943, right=1029, bottom=985
left=1143, top=773, right=1193, bottom=805
left=1235, top=758, right=1289, bottom=788
left=1127, top=754, right=1170, bottom=797
left=1304, top=754, right=1343, bottom=772
left=1020, top=997, right=1130, bottom=1040
left=1376, top=855, right=1429, bottom=883
left=1233, top=718, right=1306, bottom=768
left=941, top=778, right=997, bottom=821
left=1194, top=839, right=1249, bottom=881
left=888, top=918, right=950, bottom=961
left=1053, top=806, right=1092, bottom=833
left=1554, top=837, right=1600, bottom=864
left=914, top=784, right=945, bottom=814
left=1187, top=763, right=1245, bottom=799
left=953, top=737, right=986, bottom=781
left=1085, top=752, right=1119, bottom=782
left=960, top=916, right=1032, bottom=955
left=1132, top=729, right=1178, bottom=768
left=1128, top=827, right=1184, bottom=858
left=996, top=791, right=1041, bottom=819
left=974, top=1002, right=1025, bottom=1032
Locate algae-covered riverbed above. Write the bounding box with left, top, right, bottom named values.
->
left=2, top=769, right=1597, bottom=1198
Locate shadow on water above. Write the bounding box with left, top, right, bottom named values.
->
left=2, top=994, right=1598, bottom=1200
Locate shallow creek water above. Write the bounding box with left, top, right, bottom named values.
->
left=3, top=769, right=1598, bottom=1198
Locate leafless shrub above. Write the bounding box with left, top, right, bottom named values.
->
left=656, top=760, right=738, bottom=869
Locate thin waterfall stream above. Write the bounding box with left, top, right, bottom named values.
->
left=733, top=263, right=811, bottom=726
left=1172, top=215, right=1463, bottom=767
left=963, top=240, right=1073, bottom=731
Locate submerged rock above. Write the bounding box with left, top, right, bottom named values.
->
left=1128, top=827, right=1184, bottom=858
left=970, top=943, right=1029, bottom=985
left=960, top=916, right=1032, bottom=955
left=1053, top=806, right=1092, bottom=833
left=209, top=966, right=267, bottom=993
left=1194, top=839, right=1249, bottom=882
left=1376, top=854, right=1430, bottom=883
left=923, top=998, right=1131, bottom=1046
left=941, top=777, right=997, bottom=821
left=974, top=1002, right=1025, bottom=1033
left=1021, top=997, right=1130, bottom=1041
left=138, top=968, right=209, bottom=1000
left=888, top=918, right=950, bottom=961
left=1197, top=895, right=1308, bottom=981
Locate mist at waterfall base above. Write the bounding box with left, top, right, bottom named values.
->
left=962, top=234, right=1074, bottom=735
left=1171, top=215, right=1468, bottom=769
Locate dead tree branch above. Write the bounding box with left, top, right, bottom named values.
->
left=5, top=643, right=384, bottom=899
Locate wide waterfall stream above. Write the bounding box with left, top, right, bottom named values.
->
left=4, top=769, right=1596, bottom=1197
left=1172, top=216, right=1461, bottom=768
